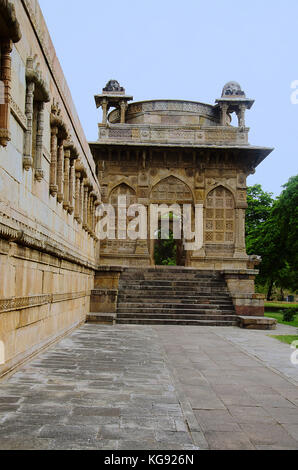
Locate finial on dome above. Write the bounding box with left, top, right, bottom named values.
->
left=222, top=81, right=246, bottom=98
left=103, top=80, right=125, bottom=94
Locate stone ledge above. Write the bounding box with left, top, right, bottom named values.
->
left=96, top=266, right=124, bottom=273
left=222, top=269, right=259, bottom=275
left=0, top=291, right=90, bottom=313
left=0, top=218, right=97, bottom=271
left=232, top=293, right=265, bottom=300
left=91, top=289, right=118, bottom=295
left=238, top=316, right=277, bottom=330
left=86, top=312, right=115, bottom=324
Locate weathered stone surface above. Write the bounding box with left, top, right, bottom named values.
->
left=0, top=323, right=298, bottom=450
left=238, top=316, right=277, bottom=330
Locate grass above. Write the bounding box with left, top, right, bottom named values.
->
left=265, top=312, right=298, bottom=327
left=270, top=335, right=298, bottom=347
left=265, top=302, right=298, bottom=309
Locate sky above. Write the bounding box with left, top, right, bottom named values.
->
left=39, top=0, right=298, bottom=197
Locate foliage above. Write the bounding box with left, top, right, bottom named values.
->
left=265, top=302, right=298, bottom=309
left=265, top=312, right=298, bottom=328
left=154, top=230, right=177, bottom=266
left=281, top=308, right=298, bottom=323
left=246, top=177, right=298, bottom=299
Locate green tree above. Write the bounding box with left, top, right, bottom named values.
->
left=245, top=177, right=298, bottom=300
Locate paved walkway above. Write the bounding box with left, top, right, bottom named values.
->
left=0, top=324, right=298, bottom=450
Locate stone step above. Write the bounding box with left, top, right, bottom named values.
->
left=118, top=292, right=231, bottom=299
left=119, top=280, right=227, bottom=287
left=117, top=268, right=234, bottom=327
left=117, top=307, right=235, bottom=315
left=121, top=268, right=217, bottom=276
left=117, top=302, right=234, bottom=310
left=87, top=313, right=115, bottom=324
left=117, top=313, right=237, bottom=321
left=118, top=287, right=229, bottom=294
left=116, top=318, right=238, bottom=326
left=117, top=297, right=234, bottom=305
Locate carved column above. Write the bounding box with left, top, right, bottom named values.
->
left=68, top=157, right=76, bottom=214
left=120, top=100, right=127, bottom=123
left=79, top=175, right=85, bottom=224
left=50, top=127, right=58, bottom=196
left=57, top=139, right=64, bottom=203
left=89, top=191, right=97, bottom=236
left=23, top=81, right=35, bottom=170
left=94, top=198, right=101, bottom=239
left=237, top=104, right=246, bottom=128
left=74, top=170, right=82, bottom=222
left=87, top=192, right=92, bottom=233
left=63, top=146, right=70, bottom=210
left=35, top=102, right=45, bottom=181
left=234, top=208, right=247, bottom=258
left=83, top=182, right=89, bottom=230
left=101, top=99, right=108, bottom=124
left=220, top=103, right=229, bottom=126
left=0, top=40, right=13, bottom=147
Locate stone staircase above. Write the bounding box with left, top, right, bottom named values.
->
left=115, top=268, right=238, bottom=326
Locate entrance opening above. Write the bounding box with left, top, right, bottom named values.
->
left=154, top=213, right=186, bottom=266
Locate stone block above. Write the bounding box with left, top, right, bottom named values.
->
left=238, top=316, right=277, bottom=330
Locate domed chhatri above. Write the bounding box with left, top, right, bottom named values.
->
left=95, top=80, right=256, bottom=138
left=222, top=81, right=246, bottom=98
left=103, top=80, right=125, bottom=94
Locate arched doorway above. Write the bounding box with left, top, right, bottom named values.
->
left=150, top=176, right=193, bottom=266
left=154, top=212, right=186, bottom=266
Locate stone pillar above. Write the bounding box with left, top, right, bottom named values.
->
left=35, top=102, right=45, bottom=181
left=63, top=147, right=70, bottom=210
left=23, top=81, right=35, bottom=171
left=238, top=104, right=246, bottom=128
left=102, top=99, right=108, bottom=124
left=90, top=192, right=97, bottom=236
left=234, top=208, right=247, bottom=258
left=0, top=40, right=12, bottom=147
left=94, top=199, right=101, bottom=238
left=83, top=182, right=89, bottom=230
left=74, top=170, right=82, bottom=222
left=120, top=100, right=127, bottom=124
left=68, top=158, right=76, bottom=214
left=87, top=192, right=92, bottom=232
left=57, top=140, right=64, bottom=203
left=220, top=103, right=229, bottom=126
left=79, top=176, right=85, bottom=224
left=50, top=127, right=58, bottom=196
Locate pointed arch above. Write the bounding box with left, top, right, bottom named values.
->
left=108, top=178, right=137, bottom=199
left=150, top=175, right=193, bottom=203
left=204, top=185, right=235, bottom=244
left=205, top=183, right=236, bottom=201
left=109, top=182, right=137, bottom=206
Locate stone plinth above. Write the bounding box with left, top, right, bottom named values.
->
left=222, top=269, right=265, bottom=317
left=238, top=316, right=277, bottom=330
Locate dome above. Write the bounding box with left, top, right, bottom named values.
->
left=221, top=81, right=246, bottom=98
left=103, top=80, right=125, bottom=93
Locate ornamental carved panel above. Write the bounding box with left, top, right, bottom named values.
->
left=150, top=176, right=193, bottom=203
left=204, top=186, right=235, bottom=244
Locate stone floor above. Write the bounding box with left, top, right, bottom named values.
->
left=0, top=323, right=298, bottom=450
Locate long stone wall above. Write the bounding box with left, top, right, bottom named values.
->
left=0, top=0, right=100, bottom=377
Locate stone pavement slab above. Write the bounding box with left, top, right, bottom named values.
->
left=0, top=324, right=298, bottom=450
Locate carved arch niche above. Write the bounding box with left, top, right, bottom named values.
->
left=150, top=176, right=193, bottom=203
left=204, top=186, right=235, bottom=244
left=109, top=182, right=137, bottom=207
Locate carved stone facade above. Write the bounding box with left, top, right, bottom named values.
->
left=90, top=82, right=273, bottom=316
left=0, top=1, right=274, bottom=377
left=0, top=0, right=100, bottom=378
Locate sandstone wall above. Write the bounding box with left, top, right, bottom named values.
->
left=0, top=0, right=100, bottom=377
